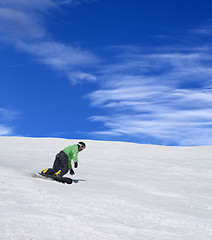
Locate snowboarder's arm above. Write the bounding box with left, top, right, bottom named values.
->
left=68, top=154, right=78, bottom=169
left=68, top=160, right=73, bottom=170
left=73, top=152, right=78, bottom=163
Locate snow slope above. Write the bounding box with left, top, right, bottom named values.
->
left=0, top=137, right=212, bottom=240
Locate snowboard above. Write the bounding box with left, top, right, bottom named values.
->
left=39, top=172, right=73, bottom=184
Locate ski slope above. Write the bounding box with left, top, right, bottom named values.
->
left=0, top=137, right=212, bottom=240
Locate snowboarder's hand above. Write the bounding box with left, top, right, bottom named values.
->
left=70, top=169, right=75, bottom=175
left=74, top=162, right=78, bottom=168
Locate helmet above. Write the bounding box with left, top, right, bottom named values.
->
left=78, top=141, right=86, bottom=149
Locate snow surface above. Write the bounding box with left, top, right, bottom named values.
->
left=0, top=137, right=212, bottom=240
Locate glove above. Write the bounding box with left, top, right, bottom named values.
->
left=70, top=169, right=75, bottom=175
left=74, top=162, right=78, bottom=168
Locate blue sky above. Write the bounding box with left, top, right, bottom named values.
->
left=1, top=0, right=212, bottom=146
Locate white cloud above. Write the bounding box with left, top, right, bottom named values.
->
left=0, top=108, right=19, bottom=121
left=0, top=8, right=45, bottom=39
left=67, top=71, right=97, bottom=84
left=189, top=24, right=212, bottom=36
left=87, top=46, right=212, bottom=145
left=0, top=125, right=13, bottom=135
left=0, top=0, right=57, bottom=11
left=16, top=41, right=99, bottom=69
left=0, top=108, right=19, bottom=136
left=0, top=0, right=99, bottom=83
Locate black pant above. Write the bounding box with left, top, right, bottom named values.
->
left=53, top=151, right=69, bottom=176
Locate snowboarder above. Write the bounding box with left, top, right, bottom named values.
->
left=41, top=142, right=86, bottom=177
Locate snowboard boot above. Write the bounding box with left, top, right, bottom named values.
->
left=54, top=170, right=62, bottom=177
left=41, top=168, right=55, bottom=175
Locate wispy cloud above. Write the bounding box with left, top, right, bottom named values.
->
left=0, top=108, right=19, bottom=121
left=0, top=125, right=12, bottom=135
left=0, top=0, right=56, bottom=8
left=0, top=0, right=98, bottom=83
left=0, top=7, right=45, bottom=39
left=0, top=108, right=19, bottom=136
left=16, top=40, right=99, bottom=70
left=189, top=23, right=212, bottom=36
left=87, top=45, right=212, bottom=145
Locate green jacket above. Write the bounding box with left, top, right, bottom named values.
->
left=62, top=144, right=79, bottom=170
